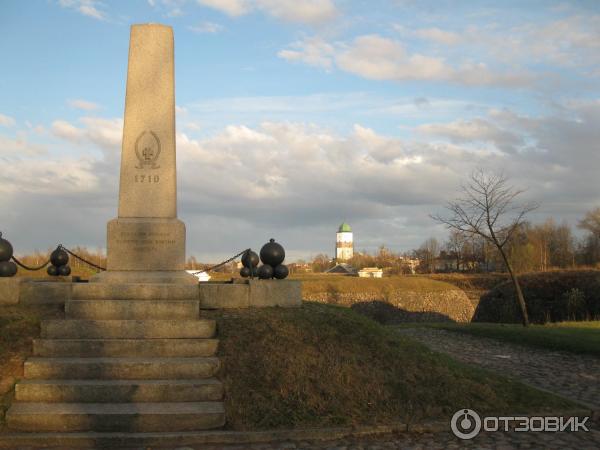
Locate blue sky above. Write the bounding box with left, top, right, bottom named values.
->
left=1, top=0, right=599, bottom=262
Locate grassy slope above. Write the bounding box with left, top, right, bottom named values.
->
left=208, top=303, right=575, bottom=430
left=292, top=274, right=461, bottom=298
left=422, top=322, right=600, bottom=357
left=428, top=273, right=509, bottom=291
left=0, top=306, right=46, bottom=429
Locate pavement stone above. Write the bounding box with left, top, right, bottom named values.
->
left=394, top=327, right=600, bottom=412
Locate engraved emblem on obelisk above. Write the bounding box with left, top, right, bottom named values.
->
left=135, top=130, right=161, bottom=169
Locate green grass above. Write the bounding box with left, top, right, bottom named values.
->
left=205, top=303, right=577, bottom=431
left=549, top=320, right=600, bottom=328
left=418, top=321, right=600, bottom=357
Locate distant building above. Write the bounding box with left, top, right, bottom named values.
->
left=399, top=256, right=420, bottom=274
left=358, top=267, right=383, bottom=278
left=186, top=270, right=211, bottom=282
left=336, top=222, right=353, bottom=262
left=288, top=262, right=312, bottom=273
left=326, top=263, right=357, bottom=275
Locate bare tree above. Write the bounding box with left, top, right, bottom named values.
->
left=417, top=237, right=440, bottom=273
left=445, top=230, right=467, bottom=271
left=578, top=207, right=600, bottom=237
left=431, top=169, right=539, bottom=326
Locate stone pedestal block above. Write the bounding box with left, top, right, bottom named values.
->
left=198, top=280, right=302, bottom=308
left=106, top=218, right=186, bottom=271
left=248, top=279, right=302, bottom=308
left=0, top=278, right=25, bottom=305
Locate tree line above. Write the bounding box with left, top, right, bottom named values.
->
left=418, top=210, right=600, bottom=274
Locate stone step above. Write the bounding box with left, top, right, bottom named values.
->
left=65, top=300, right=200, bottom=320
left=33, top=338, right=218, bottom=357
left=72, top=283, right=198, bottom=301
left=24, top=357, right=220, bottom=380
left=15, top=379, right=223, bottom=403
left=41, top=319, right=216, bottom=339
left=6, top=402, right=225, bottom=432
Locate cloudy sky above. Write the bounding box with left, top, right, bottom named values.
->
left=1, top=0, right=599, bottom=262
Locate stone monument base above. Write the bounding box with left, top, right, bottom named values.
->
left=89, top=217, right=196, bottom=284
left=91, top=270, right=197, bottom=284
left=105, top=217, right=186, bottom=271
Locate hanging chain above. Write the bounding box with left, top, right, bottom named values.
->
left=191, top=249, right=250, bottom=275
left=58, top=245, right=106, bottom=272
left=2, top=228, right=247, bottom=275
left=11, top=255, right=51, bottom=271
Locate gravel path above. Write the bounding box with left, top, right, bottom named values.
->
left=395, top=327, right=600, bottom=412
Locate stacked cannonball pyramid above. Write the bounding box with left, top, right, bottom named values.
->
left=0, top=233, right=17, bottom=277
left=47, top=247, right=71, bottom=277
left=240, top=238, right=289, bottom=280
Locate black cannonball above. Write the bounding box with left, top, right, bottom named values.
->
left=273, top=264, right=289, bottom=280
left=257, top=264, right=274, bottom=279
left=259, top=238, right=285, bottom=267
left=241, top=250, right=259, bottom=268
left=241, top=266, right=259, bottom=278
left=47, top=265, right=59, bottom=276
left=50, top=248, right=69, bottom=267
left=58, top=265, right=71, bottom=276
left=0, top=261, right=17, bottom=277
left=0, top=234, right=13, bottom=262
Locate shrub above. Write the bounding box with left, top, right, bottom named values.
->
left=559, top=288, right=587, bottom=321
left=473, top=270, right=600, bottom=323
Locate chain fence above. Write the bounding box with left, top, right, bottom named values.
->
left=8, top=239, right=250, bottom=277
left=190, top=248, right=250, bottom=275
left=58, top=245, right=107, bottom=272
left=11, top=255, right=51, bottom=271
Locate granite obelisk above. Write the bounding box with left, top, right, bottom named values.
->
left=94, top=24, right=195, bottom=284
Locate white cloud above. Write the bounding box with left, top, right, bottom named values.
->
left=336, top=34, right=448, bottom=81
left=147, top=0, right=187, bottom=17
left=187, top=21, right=224, bottom=34
left=506, top=15, right=600, bottom=67
left=1, top=157, right=98, bottom=195
left=68, top=99, right=100, bottom=111
left=196, top=0, right=337, bottom=24
left=418, top=118, right=523, bottom=153
left=277, top=37, right=335, bottom=69
left=166, top=7, right=184, bottom=17
left=279, top=34, right=535, bottom=87
left=0, top=133, right=46, bottom=157
left=79, top=117, right=123, bottom=150
left=255, top=0, right=337, bottom=24
left=5, top=99, right=600, bottom=258
left=413, top=27, right=461, bottom=45
left=0, top=113, right=16, bottom=127
left=58, top=0, right=107, bottom=21
left=52, top=117, right=122, bottom=152
left=421, top=15, right=600, bottom=69
left=52, top=120, right=85, bottom=142
left=196, top=0, right=248, bottom=16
